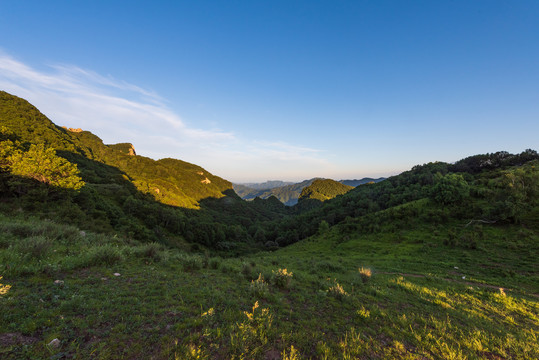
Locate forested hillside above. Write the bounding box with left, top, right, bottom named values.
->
left=0, top=91, right=288, bottom=252
left=260, top=151, right=539, bottom=247
left=298, top=178, right=354, bottom=202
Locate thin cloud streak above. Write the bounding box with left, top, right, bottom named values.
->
left=0, top=52, right=331, bottom=181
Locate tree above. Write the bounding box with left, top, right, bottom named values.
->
left=431, top=173, right=469, bottom=205
left=8, top=143, right=84, bottom=190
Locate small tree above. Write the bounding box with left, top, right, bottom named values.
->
left=431, top=173, right=469, bottom=205
left=8, top=144, right=84, bottom=190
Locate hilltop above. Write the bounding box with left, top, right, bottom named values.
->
left=298, top=178, right=354, bottom=202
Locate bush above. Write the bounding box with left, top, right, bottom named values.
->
left=134, top=242, right=165, bottom=262
left=84, top=245, right=124, bottom=266
left=249, top=273, right=269, bottom=298
left=328, top=279, right=348, bottom=300
left=208, top=257, right=222, bottom=270
left=181, top=254, right=203, bottom=271
left=358, top=267, right=372, bottom=283
left=272, top=268, right=293, bottom=289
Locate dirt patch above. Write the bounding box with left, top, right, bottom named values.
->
left=265, top=348, right=281, bottom=360
left=0, top=332, right=39, bottom=346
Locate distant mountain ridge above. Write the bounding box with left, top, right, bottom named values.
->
left=238, top=180, right=294, bottom=190
left=234, top=177, right=385, bottom=206
left=233, top=179, right=319, bottom=206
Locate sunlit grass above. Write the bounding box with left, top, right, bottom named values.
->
left=0, top=215, right=537, bottom=359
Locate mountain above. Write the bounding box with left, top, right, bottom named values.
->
left=0, top=91, right=231, bottom=209
left=339, top=177, right=386, bottom=187
left=234, top=178, right=319, bottom=205
left=237, top=180, right=294, bottom=190
left=235, top=178, right=386, bottom=206
left=0, top=91, right=288, bottom=248
left=299, top=178, right=354, bottom=202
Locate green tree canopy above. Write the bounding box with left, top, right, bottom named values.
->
left=7, top=143, right=84, bottom=190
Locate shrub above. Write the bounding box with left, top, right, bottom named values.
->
left=282, top=345, right=300, bottom=360
left=358, top=267, right=372, bottom=283
left=181, top=254, right=203, bottom=271
left=272, top=268, right=293, bottom=289
left=135, top=242, right=165, bottom=262
left=220, top=262, right=237, bottom=274
left=328, top=279, right=348, bottom=300
left=250, top=273, right=269, bottom=298
left=230, top=301, right=273, bottom=358
left=85, top=245, right=124, bottom=266
left=208, top=257, right=222, bottom=270
left=0, top=276, right=11, bottom=296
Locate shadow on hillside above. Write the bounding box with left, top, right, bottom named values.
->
left=0, top=150, right=290, bottom=254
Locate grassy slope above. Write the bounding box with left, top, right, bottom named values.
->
left=1, top=212, right=537, bottom=359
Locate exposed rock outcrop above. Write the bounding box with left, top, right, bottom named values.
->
left=127, top=145, right=136, bottom=156
left=62, top=126, right=83, bottom=133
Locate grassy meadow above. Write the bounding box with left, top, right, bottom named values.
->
left=1, top=214, right=537, bottom=359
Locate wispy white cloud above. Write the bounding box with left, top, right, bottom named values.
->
left=0, top=51, right=331, bottom=182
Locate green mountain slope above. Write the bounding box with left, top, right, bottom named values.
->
left=298, top=178, right=354, bottom=202
left=261, top=154, right=539, bottom=247
left=0, top=91, right=288, bottom=249
left=0, top=91, right=233, bottom=209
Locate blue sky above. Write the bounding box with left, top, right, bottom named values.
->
left=1, top=1, right=538, bottom=182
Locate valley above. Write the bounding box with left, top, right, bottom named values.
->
left=0, top=91, right=538, bottom=359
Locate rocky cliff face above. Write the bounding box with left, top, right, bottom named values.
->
left=62, top=127, right=84, bottom=133
left=127, top=144, right=136, bottom=156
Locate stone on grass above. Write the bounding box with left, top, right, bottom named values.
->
left=48, top=338, right=60, bottom=348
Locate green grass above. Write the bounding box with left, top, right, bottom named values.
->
left=0, top=215, right=538, bottom=359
